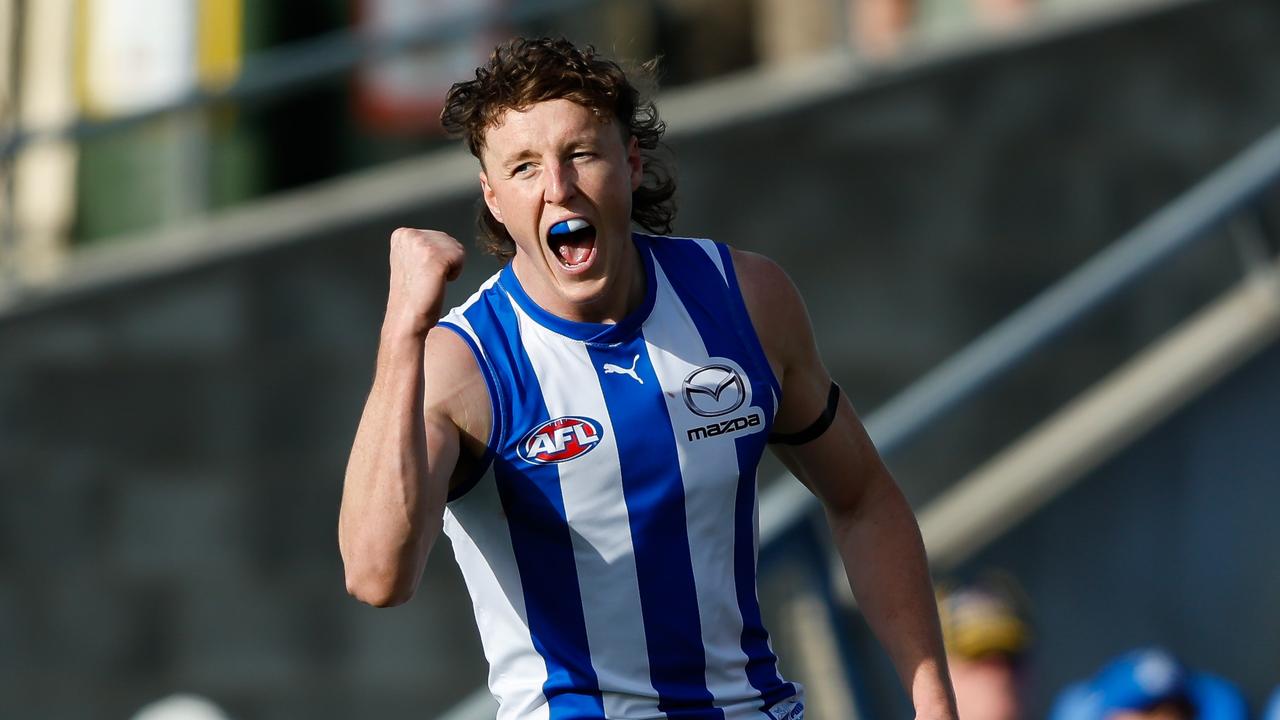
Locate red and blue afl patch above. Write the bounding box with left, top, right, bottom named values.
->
left=518, top=416, right=604, bottom=465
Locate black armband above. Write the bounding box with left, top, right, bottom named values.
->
left=768, top=382, right=841, bottom=445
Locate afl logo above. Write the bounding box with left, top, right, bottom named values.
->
left=683, top=364, right=746, bottom=417
left=518, top=416, right=604, bottom=465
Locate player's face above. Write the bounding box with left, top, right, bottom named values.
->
left=950, top=655, right=1023, bottom=720
left=479, top=99, right=644, bottom=323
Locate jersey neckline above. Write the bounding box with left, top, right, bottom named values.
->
left=498, top=233, right=658, bottom=344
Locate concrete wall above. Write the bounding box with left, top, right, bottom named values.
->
left=2, top=0, right=1279, bottom=716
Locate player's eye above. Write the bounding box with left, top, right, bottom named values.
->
left=511, top=162, right=534, bottom=177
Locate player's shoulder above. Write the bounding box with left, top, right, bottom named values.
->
left=424, top=322, right=478, bottom=369
left=422, top=320, right=493, bottom=450
left=724, top=247, right=817, bottom=379
left=728, top=247, right=790, bottom=285
left=644, top=233, right=791, bottom=292
left=727, top=248, right=807, bottom=326
left=423, top=325, right=486, bottom=402
left=644, top=235, right=807, bottom=330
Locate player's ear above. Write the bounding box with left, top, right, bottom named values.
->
left=627, top=135, right=643, bottom=191
left=479, top=171, right=504, bottom=224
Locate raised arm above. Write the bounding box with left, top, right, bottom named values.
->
left=338, top=228, right=486, bottom=607
left=733, top=249, right=957, bottom=720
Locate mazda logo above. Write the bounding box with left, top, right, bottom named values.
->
left=682, top=364, right=746, bottom=417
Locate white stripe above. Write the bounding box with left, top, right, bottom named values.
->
left=443, top=482, right=551, bottom=720
left=644, top=260, right=763, bottom=708
left=441, top=274, right=545, bottom=720
left=438, top=312, right=505, bottom=450
left=692, top=237, right=729, bottom=284
left=510, top=301, right=661, bottom=720
left=684, top=239, right=782, bottom=423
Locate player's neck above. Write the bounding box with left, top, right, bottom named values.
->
left=512, top=237, right=645, bottom=326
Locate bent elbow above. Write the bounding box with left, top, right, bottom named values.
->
left=338, top=521, right=437, bottom=608
left=344, top=566, right=417, bottom=608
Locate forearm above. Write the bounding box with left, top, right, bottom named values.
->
left=339, top=329, right=441, bottom=606
left=830, top=476, right=956, bottom=719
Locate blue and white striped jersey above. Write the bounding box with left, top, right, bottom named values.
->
left=437, top=234, right=803, bottom=720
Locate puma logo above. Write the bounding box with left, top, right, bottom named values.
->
left=603, top=354, right=643, bottom=384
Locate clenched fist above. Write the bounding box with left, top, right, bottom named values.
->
left=382, top=227, right=465, bottom=340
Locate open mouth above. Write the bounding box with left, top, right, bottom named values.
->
left=547, top=218, right=597, bottom=270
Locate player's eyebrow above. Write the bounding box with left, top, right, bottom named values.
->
left=500, top=149, right=538, bottom=169
left=496, top=132, right=600, bottom=170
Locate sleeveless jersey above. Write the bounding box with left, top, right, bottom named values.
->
left=438, top=234, right=802, bottom=720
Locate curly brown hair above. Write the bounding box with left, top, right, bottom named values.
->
left=440, top=37, right=677, bottom=260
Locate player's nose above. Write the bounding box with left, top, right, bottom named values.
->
left=543, top=161, right=578, bottom=205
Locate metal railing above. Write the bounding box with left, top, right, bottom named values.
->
left=759, top=122, right=1280, bottom=548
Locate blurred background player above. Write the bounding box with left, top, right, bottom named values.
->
left=937, top=574, right=1033, bottom=720
left=1264, top=686, right=1280, bottom=720
left=1049, top=648, right=1248, bottom=720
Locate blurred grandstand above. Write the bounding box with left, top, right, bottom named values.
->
left=1, top=0, right=1278, bottom=718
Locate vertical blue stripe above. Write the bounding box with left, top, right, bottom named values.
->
left=586, top=337, right=724, bottom=719
left=714, top=242, right=784, bottom=405
left=463, top=292, right=607, bottom=719
left=650, top=238, right=798, bottom=705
